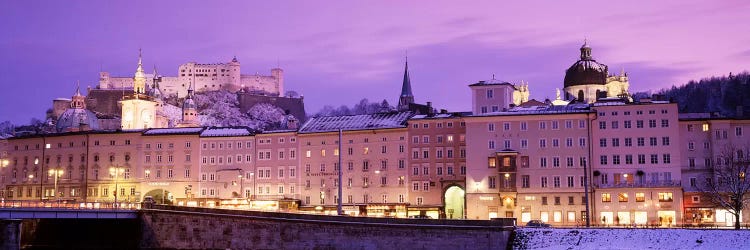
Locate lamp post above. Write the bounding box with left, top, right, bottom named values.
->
left=249, top=172, right=255, bottom=200
left=237, top=174, right=244, bottom=199
left=48, top=168, right=64, bottom=202
left=109, top=167, right=124, bottom=208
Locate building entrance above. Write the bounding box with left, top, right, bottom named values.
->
left=444, top=186, right=465, bottom=219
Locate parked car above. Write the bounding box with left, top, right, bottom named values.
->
left=409, top=215, right=432, bottom=219
left=526, top=220, right=551, bottom=228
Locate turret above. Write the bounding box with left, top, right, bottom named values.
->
left=271, top=67, right=284, bottom=96
left=133, top=49, right=147, bottom=94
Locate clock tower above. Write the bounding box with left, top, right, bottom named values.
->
left=120, top=49, right=159, bottom=129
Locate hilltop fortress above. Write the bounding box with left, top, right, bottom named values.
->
left=98, top=54, right=283, bottom=98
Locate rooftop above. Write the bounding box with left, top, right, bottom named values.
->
left=299, top=112, right=413, bottom=133
left=143, top=127, right=204, bottom=136
left=200, top=127, right=257, bottom=137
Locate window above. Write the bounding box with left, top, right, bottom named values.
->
left=637, top=137, right=645, bottom=146
left=553, top=176, right=560, bottom=188
left=541, top=177, right=548, bottom=188
left=579, top=138, right=586, bottom=147
left=541, top=197, right=548, bottom=205
left=567, top=176, right=574, bottom=187
left=566, top=138, right=573, bottom=147
left=618, top=193, right=628, bottom=202
left=486, top=89, right=494, bottom=98
left=661, top=119, right=669, bottom=128
left=600, top=155, right=607, bottom=165
left=540, top=157, right=547, bottom=168
left=638, top=154, right=646, bottom=164
left=522, top=175, right=530, bottom=188
left=649, top=137, right=657, bottom=146
left=520, top=122, right=528, bottom=131
left=662, top=137, right=670, bottom=146
left=650, top=154, right=658, bottom=164
left=602, top=193, right=611, bottom=202
left=551, top=121, right=559, bottom=130
left=599, top=121, right=606, bottom=129
left=649, top=120, right=657, bottom=128
left=488, top=176, right=496, bottom=189
left=636, top=120, right=644, bottom=128
left=624, top=120, right=631, bottom=128
left=612, top=138, right=620, bottom=147
left=488, top=123, right=495, bottom=131
left=663, top=154, right=671, bottom=164
left=635, top=192, right=645, bottom=202
left=539, top=121, right=547, bottom=130
left=625, top=155, right=633, bottom=164
left=488, top=140, right=495, bottom=149
left=658, top=192, right=673, bottom=202
left=611, top=121, right=618, bottom=129
left=539, top=139, right=547, bottom=148
left=599, top=138, right=607, bottom=147
left=624, top=138, right=632, bottom=147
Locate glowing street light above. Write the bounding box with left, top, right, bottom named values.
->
left=48, top=168, right=64, bottom=202
left=109, top=167, right=125, bottom=208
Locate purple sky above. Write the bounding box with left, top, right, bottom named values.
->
left=1, top=0, right=749, bottom=124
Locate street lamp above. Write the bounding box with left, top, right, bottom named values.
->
left=0, top=159, right=9, bottom=168
left=237, top=174, right=244, bottom=199
left=48, top=168, right=64, bottom=202
left=249, top=172, right=255, bottom=200
left=109, top=167, right=125, bottom=208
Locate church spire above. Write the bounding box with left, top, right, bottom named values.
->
left=397, top=56, right=414, bottom=111
left=133, top=48, right=147, bottom=94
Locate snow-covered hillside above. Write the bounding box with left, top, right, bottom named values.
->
left=513, top=228, right=750, bottom=250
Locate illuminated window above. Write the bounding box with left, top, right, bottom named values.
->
left=618, top=193, right=628, bottom=202
left=658, top=192, right=673, bottom=202
left=702, top=123, right=709, bottom=131
left=487, top=157, right=497, bottom=168
left=635, top=192, right=645, bottom=202
left=601, top=193, right=611, bottom=202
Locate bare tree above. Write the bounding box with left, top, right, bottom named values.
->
left=701, top=145, right=750, bottom=229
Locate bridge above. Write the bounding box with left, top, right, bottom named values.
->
left=0, top=200, right=138, bottom=219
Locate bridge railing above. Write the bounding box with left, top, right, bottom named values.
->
left=0, top=200, right=141, bottom=210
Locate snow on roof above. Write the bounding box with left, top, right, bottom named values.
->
left=410, top=113, right=457, bottom=120
left=299, top=112, right=413, bottom=133
left=143, top=127, right=204, bottom=135
left=200, top=127, right=255, bottom=137
left=261, top=129, right=298, bottom=134
left=472, top=104, right=591, bottom=117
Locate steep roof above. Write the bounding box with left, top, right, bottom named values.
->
left=400, top=60, right=413, bottom=97
left=299, top=112, right=413, bottom=134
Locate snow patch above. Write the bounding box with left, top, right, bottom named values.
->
left=513, top=228, right=750, bottom=250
